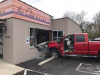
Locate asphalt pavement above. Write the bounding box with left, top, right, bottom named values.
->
left=14, top=55, right=100, bottom=75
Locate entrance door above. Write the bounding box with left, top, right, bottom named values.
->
left=63, top=35, right=75, bottom=54
left=74, top=34, right=88, bottom=55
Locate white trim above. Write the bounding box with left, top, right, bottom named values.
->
left=29, top=46, right=35, bottom=49
left=29, top=26, right=52, bottom=47
left=29, top=26, right=50, bottom=31
left=29, top=27, right=35, bottom=47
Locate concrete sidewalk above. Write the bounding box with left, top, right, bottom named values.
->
left=0, top=59, right=24, bottom=75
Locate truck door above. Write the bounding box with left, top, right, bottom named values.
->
left=61, top=44, right=65, bottom=57
left=60, top=35, right=65, bottom=57
left=74, top=34, right=88, bottom=55
left=63, top=35, right=75, bottom=54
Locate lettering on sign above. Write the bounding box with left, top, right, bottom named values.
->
left=17, top=6, right=46, bottom=22
left=0, top=0, right=49, bottom=26
left=0, top=10, right=5, bottom=15
left=5, top=36, right=10, bottom=38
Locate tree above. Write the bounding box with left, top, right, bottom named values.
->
left=63, top=11, right=77, bottom=21
left=63, top=11, right=87, bottom=33
left=92, top=11, right=100, bottom=37
left=84, top=22, right=94, bottom=39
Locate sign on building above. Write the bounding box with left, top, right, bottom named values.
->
left=0, top=0, right=49, bottom=26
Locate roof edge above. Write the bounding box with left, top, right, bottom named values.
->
left=52, top=17, right=80, bottom=26
left=0, top=0, right=53, bottom=17
left=18, top=0, right=53, bottom=17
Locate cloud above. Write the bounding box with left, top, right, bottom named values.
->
left=0, top=0, right=43, bottom=5
left=34, top=0, right=100, bottom=21
left=0, top=0, right=3, bottom=2
left=0, top=0, right=100, bottom=22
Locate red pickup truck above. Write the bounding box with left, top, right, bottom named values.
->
left=36, top=33, right=100, bottom=58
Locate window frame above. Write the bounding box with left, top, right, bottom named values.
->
left=64, top=35, right=75, bottom=42
left=29, top=27, right=35, bottom=47
left=52, top=30, right=64, bottom=41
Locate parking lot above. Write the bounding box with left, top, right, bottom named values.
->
left=14, top=55, right=100, bottom=75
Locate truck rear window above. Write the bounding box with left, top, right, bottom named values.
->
left=76, top=35, right=85, bottom=42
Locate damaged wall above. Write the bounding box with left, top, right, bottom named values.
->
left=13, top=16, right=52, bottom=64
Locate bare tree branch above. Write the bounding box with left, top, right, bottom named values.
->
left=63, top=11, right=87, bottom=33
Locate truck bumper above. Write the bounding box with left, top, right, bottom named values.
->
left=44, top=49, right=51, bottom=56
left=34, top=42, right=49, bottom=52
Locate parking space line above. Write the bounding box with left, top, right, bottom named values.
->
left=76, top=63, right=82, bottom=71
left=26, top=69, right=51, bottom=75
left=24, top=69, right=27, bottom=75
left=82, top=63, right=100, bottom=66
left=76, top=63, right=100, bottom=75
left=77, top=70, right=100, bottom=75
left=37, top=59, right=55, bottom=72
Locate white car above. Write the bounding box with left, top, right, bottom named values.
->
left=95, top=38, right=100, bottom=40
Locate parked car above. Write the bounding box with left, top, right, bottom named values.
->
left=35, top=33, right=100, bottom=58
left=94, top=38, right=100, bottom=40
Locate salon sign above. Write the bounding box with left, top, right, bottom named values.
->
left=0, top=0, right=49, bottom=26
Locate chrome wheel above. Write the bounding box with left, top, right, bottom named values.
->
left=51, top=52, right=58, bottom=58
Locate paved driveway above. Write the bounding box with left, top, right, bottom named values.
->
left=15, top=56, right=100, bottom=75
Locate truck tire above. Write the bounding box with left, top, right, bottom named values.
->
left=50, top=49, right=60, bottom=58
left=97, top=50, right=100, bottom=59
left=98, top=53, right=100, bottom=59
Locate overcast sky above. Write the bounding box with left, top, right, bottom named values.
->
left=1, top=0, right=100, bottom=22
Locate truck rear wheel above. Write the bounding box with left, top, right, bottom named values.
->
left=50, top=50, right=60, bottom=58
left=97, top=50, right=100, bottom=59
left=98, top=54, right=100, bottom=59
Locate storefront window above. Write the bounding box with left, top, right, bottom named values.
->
left=53, top=31, right=57, bottom=37
left=58, top=31, right=63, bottom=37
left=53, top=38, right=57, bottom=41
left=52, top=30, right=63, bottom=41
left=30, top=28, right=35, bottom=47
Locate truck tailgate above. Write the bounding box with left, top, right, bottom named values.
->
left=89, top=41, right=100, bottom=55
